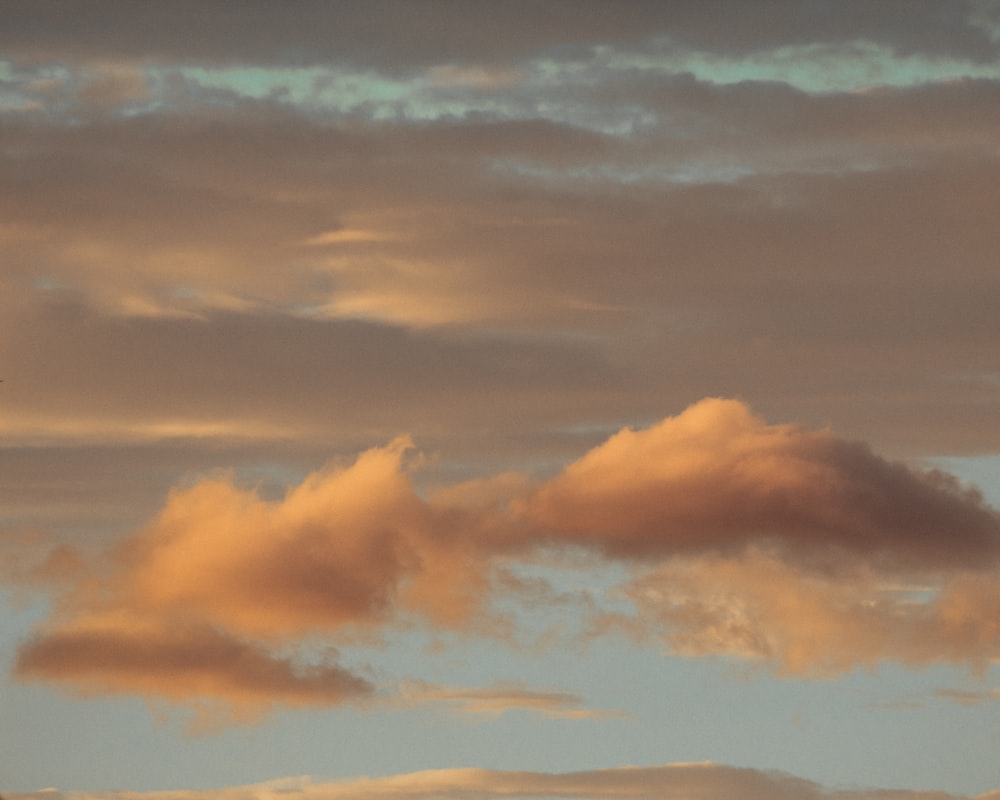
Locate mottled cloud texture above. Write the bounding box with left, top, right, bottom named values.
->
left=3, top=2, right=1000, bottom=461
left=5, top=763, right=1000, bottom=800
left=14, top=400, right=1000, bottom=718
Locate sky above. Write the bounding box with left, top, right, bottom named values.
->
left=1, top=1, right=1000, bottom=797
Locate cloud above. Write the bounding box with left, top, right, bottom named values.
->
left=615, top=552, right=1000, bottom=675
left=394, top=680, right=622, bottom=719
left=0, top=529, right=85, bottom=589
left=528, top=398, right=1000, bottom=570
left=426, top=64, right=524, bottom=90
left=4, top=70, right=1000, bottom=455
left=12, top=399, right=1000, bottom=714
left=87, top=435, right=496, bottom=639
left=1, top=762, right=988, bottom=800
left=935, top=686, right=1000, bottom=706
left=14, top=616, right=373, bottom=727
left=301, top=229, right=394, bottom=245
left=1, top=1, right=995, bottom=69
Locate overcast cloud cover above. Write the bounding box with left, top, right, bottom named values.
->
left=1, top=1, right=1000, bottom=797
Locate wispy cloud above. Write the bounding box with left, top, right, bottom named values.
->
left=935, top=687, right=1000, bottom=706
left=3, top=762, right=992, bottom=800
left=393, top=680, right=624, bottom=719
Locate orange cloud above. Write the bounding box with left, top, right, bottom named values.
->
left=528, top=398, right=1000, bottom=569
left=14, top=614, right=373, bottom=727
left=100, top=436, right=494, bottom=640
left=12, top=399, right=1000, bottom=715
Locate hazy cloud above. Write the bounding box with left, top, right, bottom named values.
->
left=616, top=552, right=1000, bottom=675
left=3, top=70, right=1000, bottom=454
left=935, top=686, right=1000, bottom=706
left=394, top=680, right=621, bottom=719
left=1, top=762, right=989, bottom=800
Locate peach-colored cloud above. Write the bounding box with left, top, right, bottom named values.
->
left=12, top=399, right=1000, bottom=713
left=103, top=436, right=497, bottom=640
left=8, top=437, right=506, bottom=719
left=614, top=551, right=1000, bottom=676
left=2, top=762, right=987, bottom=800
left=14, top=613, right=373, bottom=726
left=394, top=679, right=622, bottom=719
left=528, top=398, right=1000, bottom=569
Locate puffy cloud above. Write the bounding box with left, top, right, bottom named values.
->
left=81, top=436, right=497, bottom=639
left=529, top=398, right=1000, bottom=569
left=12, top=399, right=1000, bottom=713
left=0, top=762, right=986, bottom=800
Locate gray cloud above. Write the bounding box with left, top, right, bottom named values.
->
left=2, top=1, right=996, bottom=69
left=3, top=74, right=1000, bottom=454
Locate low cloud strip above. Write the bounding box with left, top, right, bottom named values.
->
left=5, top=763, right=998, bottom=800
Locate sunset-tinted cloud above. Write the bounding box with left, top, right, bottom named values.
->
left=3, top=3, right=999, bottom=792
left=529, top=398, right=1000, bottom=568
left=3, top=762, right=993, bottom=800
left=616, top=553, right=1000, bottom=675
left=4, top=80, right=1000, bottom=455
left=14, top=400, right=999, bottom=715
left=14, top=616, right=373, bottom=727
left=394, top=680, right=619, bottom=719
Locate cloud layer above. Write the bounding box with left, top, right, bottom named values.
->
left=14, top=400, right=1000, bottom=718
left=5, top=762, right=999, bottom=800
left=3, top=2, right=1000, bottom=462
left=3, top=4, right=1000, bottom=795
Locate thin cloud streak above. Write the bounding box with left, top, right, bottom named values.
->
left=393, top=680, right=624, bottom=719
left=3, top=763, right=995, bottom=800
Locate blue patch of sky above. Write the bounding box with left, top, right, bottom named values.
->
left=178, top=64, right=408, bottom=110
left=119, top=40, right=1000, bottom=189
left=930, top=455, right=1000, bottom=506
left=7, top=33, right=1000, bottom=123
left=602, top=39, right=1000, bottom=92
